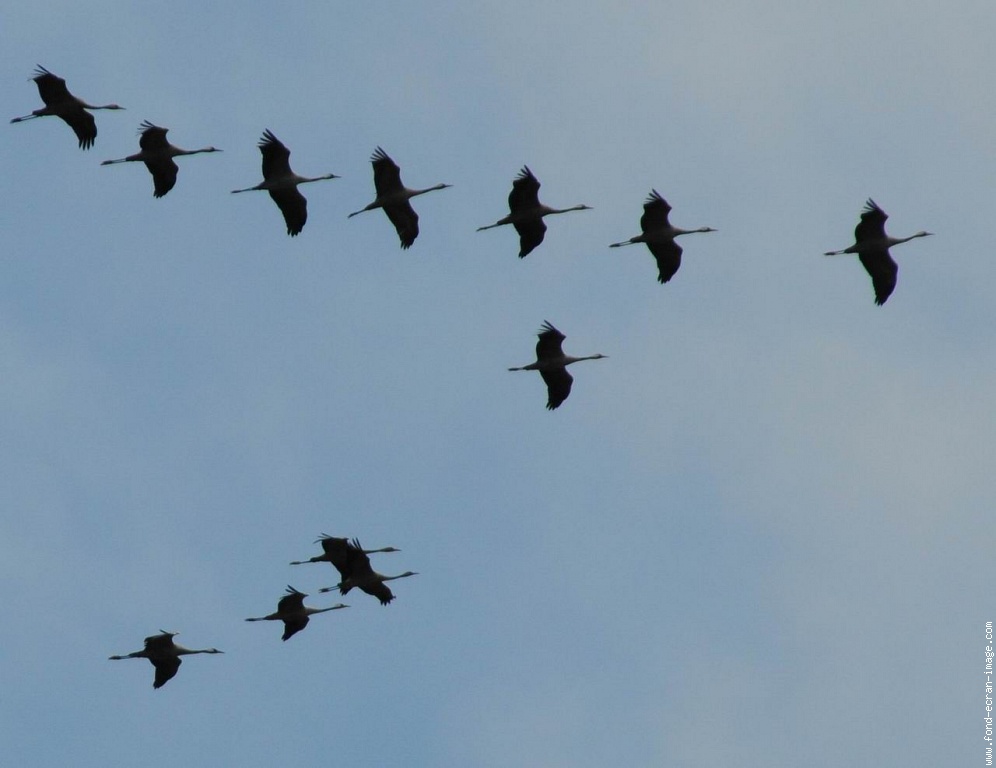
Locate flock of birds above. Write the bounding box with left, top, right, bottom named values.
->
left=10, top=65, right=937, bottom=685
left=109, top=535, right=416, bottom=688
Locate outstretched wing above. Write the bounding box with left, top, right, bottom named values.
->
left=508, top=166, right=541, bottom=212
left=360, top=581, right=395, bottom=605
left=858, top=250, right=898, bottom=305
left=855, top=198, right=888, bottom=243
left=146, top=157, right=179, bottom=198
left=151, top=656, right=180, bottom=689
left=371, top=146, right=403, bottom=196
left=384, top=200, right=419, bottom=249
left=541, top=368, right=573, bottom=410
left=641, top=189, right=672, bottom=234
left=535, top=321, right=566, bottom=360
left=259, top=129, right=292, bottom=180
left=514, top=218, right=546, bottom=257
left=269, top=187, right=307, bottom=236
left=648, top=239, right=683, bottom=284
left=281, top=616, right=309, bottom=641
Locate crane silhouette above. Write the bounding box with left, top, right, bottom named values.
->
left=290, top=534, right=400, bottom=582
left=348, top=146, right=451, bottom=248
left=109, top=630, right=222, bottom=689
left=824, top=199, right=933, bottom=305
left=509, top=321, right=607, bottom=410
left=316, top=538, right=416, bottom=605
left=609, top=190, right=716, bottom=283
left=101, top=121, right=221, bottom=197
left=10, top=66, right=123, bottom=150
left=477, top=166, right=592, bottom=257
left=232, top=129, right=338, bottom=236
left=245, top=586, right=348, bottom=641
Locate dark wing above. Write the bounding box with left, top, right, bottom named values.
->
left=259, top=129, right=292, bottom=180
left=641, top=189, right=672, bottom=234
left=62, top=108, right=97, bottom=150
left=508, top=166, right=541, bottom=213
left=648, top=239, right=683, bottom=284
left=360, top=581, right=395, bottom=605
left=318, top=536, right=355, bottom=579
left=143, top=632, right=175, bottom=651
left=858, top=250, right=898, bottom=305
left=151, top=656, right=181, bottom=689
left=146, top=158, right=179, bottom=198
left=384, top=201, right=419, bottom=249
left=346, top=539, right=376, bottom=579
left=281, top=615, right=309, bottom=641
left=535, top=321, right=566, bottom=360
left=269, top=187, right=307, bottom=236
left=138, top=121, right=170, bottom=152
left=541, top=368, right=573, bottom=410
left=514, top=218, right=546, bottom=257
left=32, top=66, right=71, bottom=106
left=855, top=198, right=888, bottom=243
left=371, top=146, right=403, bottom=196
left=277, top=587, right=306, bottom=614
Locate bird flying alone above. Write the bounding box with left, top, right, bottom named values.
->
left=477, top=166, right=592, bottom=257
left=101, top=121, right=221, bottom=197
left=245, top=586, right=348, bottom=641
left=348, top=146, right=451, bottom=249
left=108, top=630, right=223, bottom=689
left=823, top=198, right=933, bottom=305
left=10, top=66, right=123, bottom=150
left=509, top=321, right=607, bottom=410
left=609, top=189, right=716, bottom=284
left=231, top=129, right=339, bottom=236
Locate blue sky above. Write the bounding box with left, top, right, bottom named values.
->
left=2, top=2, right=991, bottom=765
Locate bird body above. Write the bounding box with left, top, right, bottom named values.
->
left=101, top=121, right=221, bottom=197
left=477, top=166, right=592, bottom=257
left=10, top=66, right=123, bottom=150
left=509, top=321, right=606, bottom=410
left=609, top=190, right=716, bottom=283
left=232, top=129, right=338, bottom=236
left=108, top=631, right=222, bottom=689
left=315, top=539, right=416, bottom=605
left=348, top=146, right=451, bottom=248
left=824, top=198, right=932, bottom=305
left=245, top=586, right=348, bottom=641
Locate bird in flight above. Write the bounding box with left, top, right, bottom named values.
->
left=101, top=121, right=221, bottom=197
left=509, top=321, right=607, bottom=410
left=108, top=630, right=223, bottom=689
left=232, top=129, right=339, bottom=236
left=824, top=199, right=933, bottom=305
left=477, top=166, right=592, bottom=257
left=348, top=146, right=451, bottom=249
left=245, top=586, right=348, bottom=641
left=609, top=190, right=716, bottom=283
left=11, top=65, right=123, bottom=150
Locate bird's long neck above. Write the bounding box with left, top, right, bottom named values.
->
left=546, top=204, right=588, bottom=216
left=289, top=555, right=323, bottom=565
left=673, top=226, right=712, bottom=237
left=175, top=646, right=216, bottom=656
left=413, top=183, right=449, bottom=196
left=308, top=605, right=344, bottom=615
left=382, top=571, right=417, bottom=583
left=564, top=354, right=604, bottom=365
left=301, top=173, right=338, bottom=184
left=890, top=232, right=930, bottom=246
